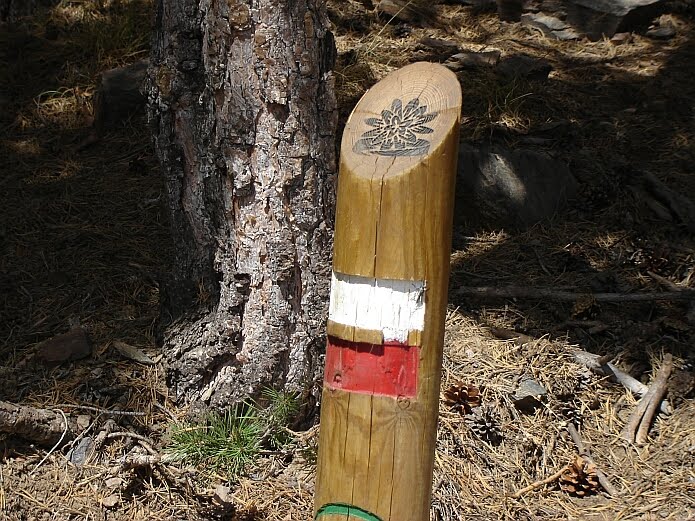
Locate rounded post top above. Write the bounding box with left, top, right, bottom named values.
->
left=341, top=62, right=462, bottom=179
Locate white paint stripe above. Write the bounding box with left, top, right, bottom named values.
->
left=328, top=271, right=425, bottom=343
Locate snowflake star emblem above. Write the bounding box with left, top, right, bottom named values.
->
left=353, top=98, right=439, bottom=157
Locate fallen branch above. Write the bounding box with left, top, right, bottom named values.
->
left=0, top=400, right=77, bottom=446
left=566, top=423, right=618, bottom=496
left=112, top=452, right=162, bottom=474
left=509, top=467, right=567, bottom=498
left=94, top=419, right=117, bottom=452
left=458, top=286, right=695, bottom=302
left=573, top=350, right=672, bottom=415
left=622, top=354, right=673, bottom=444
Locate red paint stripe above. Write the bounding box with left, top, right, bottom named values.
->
left=324, top=336, right=419, bottom=398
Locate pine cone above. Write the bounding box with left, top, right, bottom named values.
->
left=465, top=406, right=502, bottom=446
left=559, top=455, right=600, bottom=497
left=443, top=382, right=481, bottom=415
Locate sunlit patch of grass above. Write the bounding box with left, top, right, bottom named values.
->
left=165, top=389, right=302, bottom=480
left=260, top=387, right=301, bottom=449
left=166, top=406, right=263, bottom=479
left=33, top=87, right=92, bottom=128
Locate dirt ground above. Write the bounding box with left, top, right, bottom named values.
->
left=1, top=0, right=694, bottom=520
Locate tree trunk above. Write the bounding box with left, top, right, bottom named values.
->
left=147, top=0, right=337, bottom=411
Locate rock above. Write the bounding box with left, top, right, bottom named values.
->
left=522, top=13, right=581, bottom=39
left=67, top=436, right=94, bottom=466
left=418, top=37, right=459, bottom=51
left=104, top=477, right=123, bottom=490
left=101, top=494, right=120, bottom=508
left=76, top=415, right=91, bottom=431
left=565, top=0, right=664, bottom=40
left=540, top=0, right=567, bottom=16
left=522, top=11, right=568, bottom=31
left=376, top=0, right=436, bottom=23
left=445, top=50, right=501, bottom=70
left=645, top=24, right=675, bottom=39
left=455, top=143, right=578, bottom=230
left=513, top=379, right=548, bottom=413
left=213, top=484, right=234, bottom=506
left=93, top=60, right=149, bottom=134
left=610, top=32, right=633, bottom=45
left=35, top=327, right=92, bottom=365
left=496, top=54, right=552, bottom=81
left=552, top=28, right=580, bottom=40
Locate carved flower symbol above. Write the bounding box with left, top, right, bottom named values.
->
left=353, top=98, right=438, bottom=156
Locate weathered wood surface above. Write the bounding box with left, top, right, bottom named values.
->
left=147, top=0, right=337, bottom=409
left=315, top=62, right=462, bottom=521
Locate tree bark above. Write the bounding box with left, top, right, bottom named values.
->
left=147, top=0, right=337, bottom=410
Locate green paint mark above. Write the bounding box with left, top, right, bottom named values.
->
left=315, top=503, right=382, bottom=521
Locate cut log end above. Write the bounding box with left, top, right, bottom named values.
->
left=341, top=62, right=462, bottom=178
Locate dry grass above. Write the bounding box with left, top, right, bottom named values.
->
left=1, top=0, right=694, bottom=519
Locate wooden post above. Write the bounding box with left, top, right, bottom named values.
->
left=314, top=63, right=462, bottom=521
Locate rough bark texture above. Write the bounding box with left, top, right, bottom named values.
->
left=147, top=0, right=337, bottom=410
left=0, top=401, right=77, bottom=446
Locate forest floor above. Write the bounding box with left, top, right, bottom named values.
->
left=1, top=0, right=694, bottom=520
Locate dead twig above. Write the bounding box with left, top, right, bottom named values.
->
left=94, top=419, right=118, bottom=452
left=622, top=354, right=673, bottom=444
left=566, top=423, right=618, bottom=496
left=30, top=409, right=68, bottom=475
left=112, top=452, right=161, bottom=474
left=458, top=286, right=695, bottom=302
left=0, top=462, right=5, bottom=511
left=56, top=404, right=148, bottom=416
left=573, top=350, right=672, bottom=414
left=105, top=431, right=158, bottom=455
left=154, top=402, right=180, bottom=424
left=509, top=467, right=567, bottom=498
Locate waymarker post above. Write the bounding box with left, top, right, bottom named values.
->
left=314, top=62, right=462, bottom=521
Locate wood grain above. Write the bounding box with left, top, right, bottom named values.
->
left=315, top=62, right=462, bottom=521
